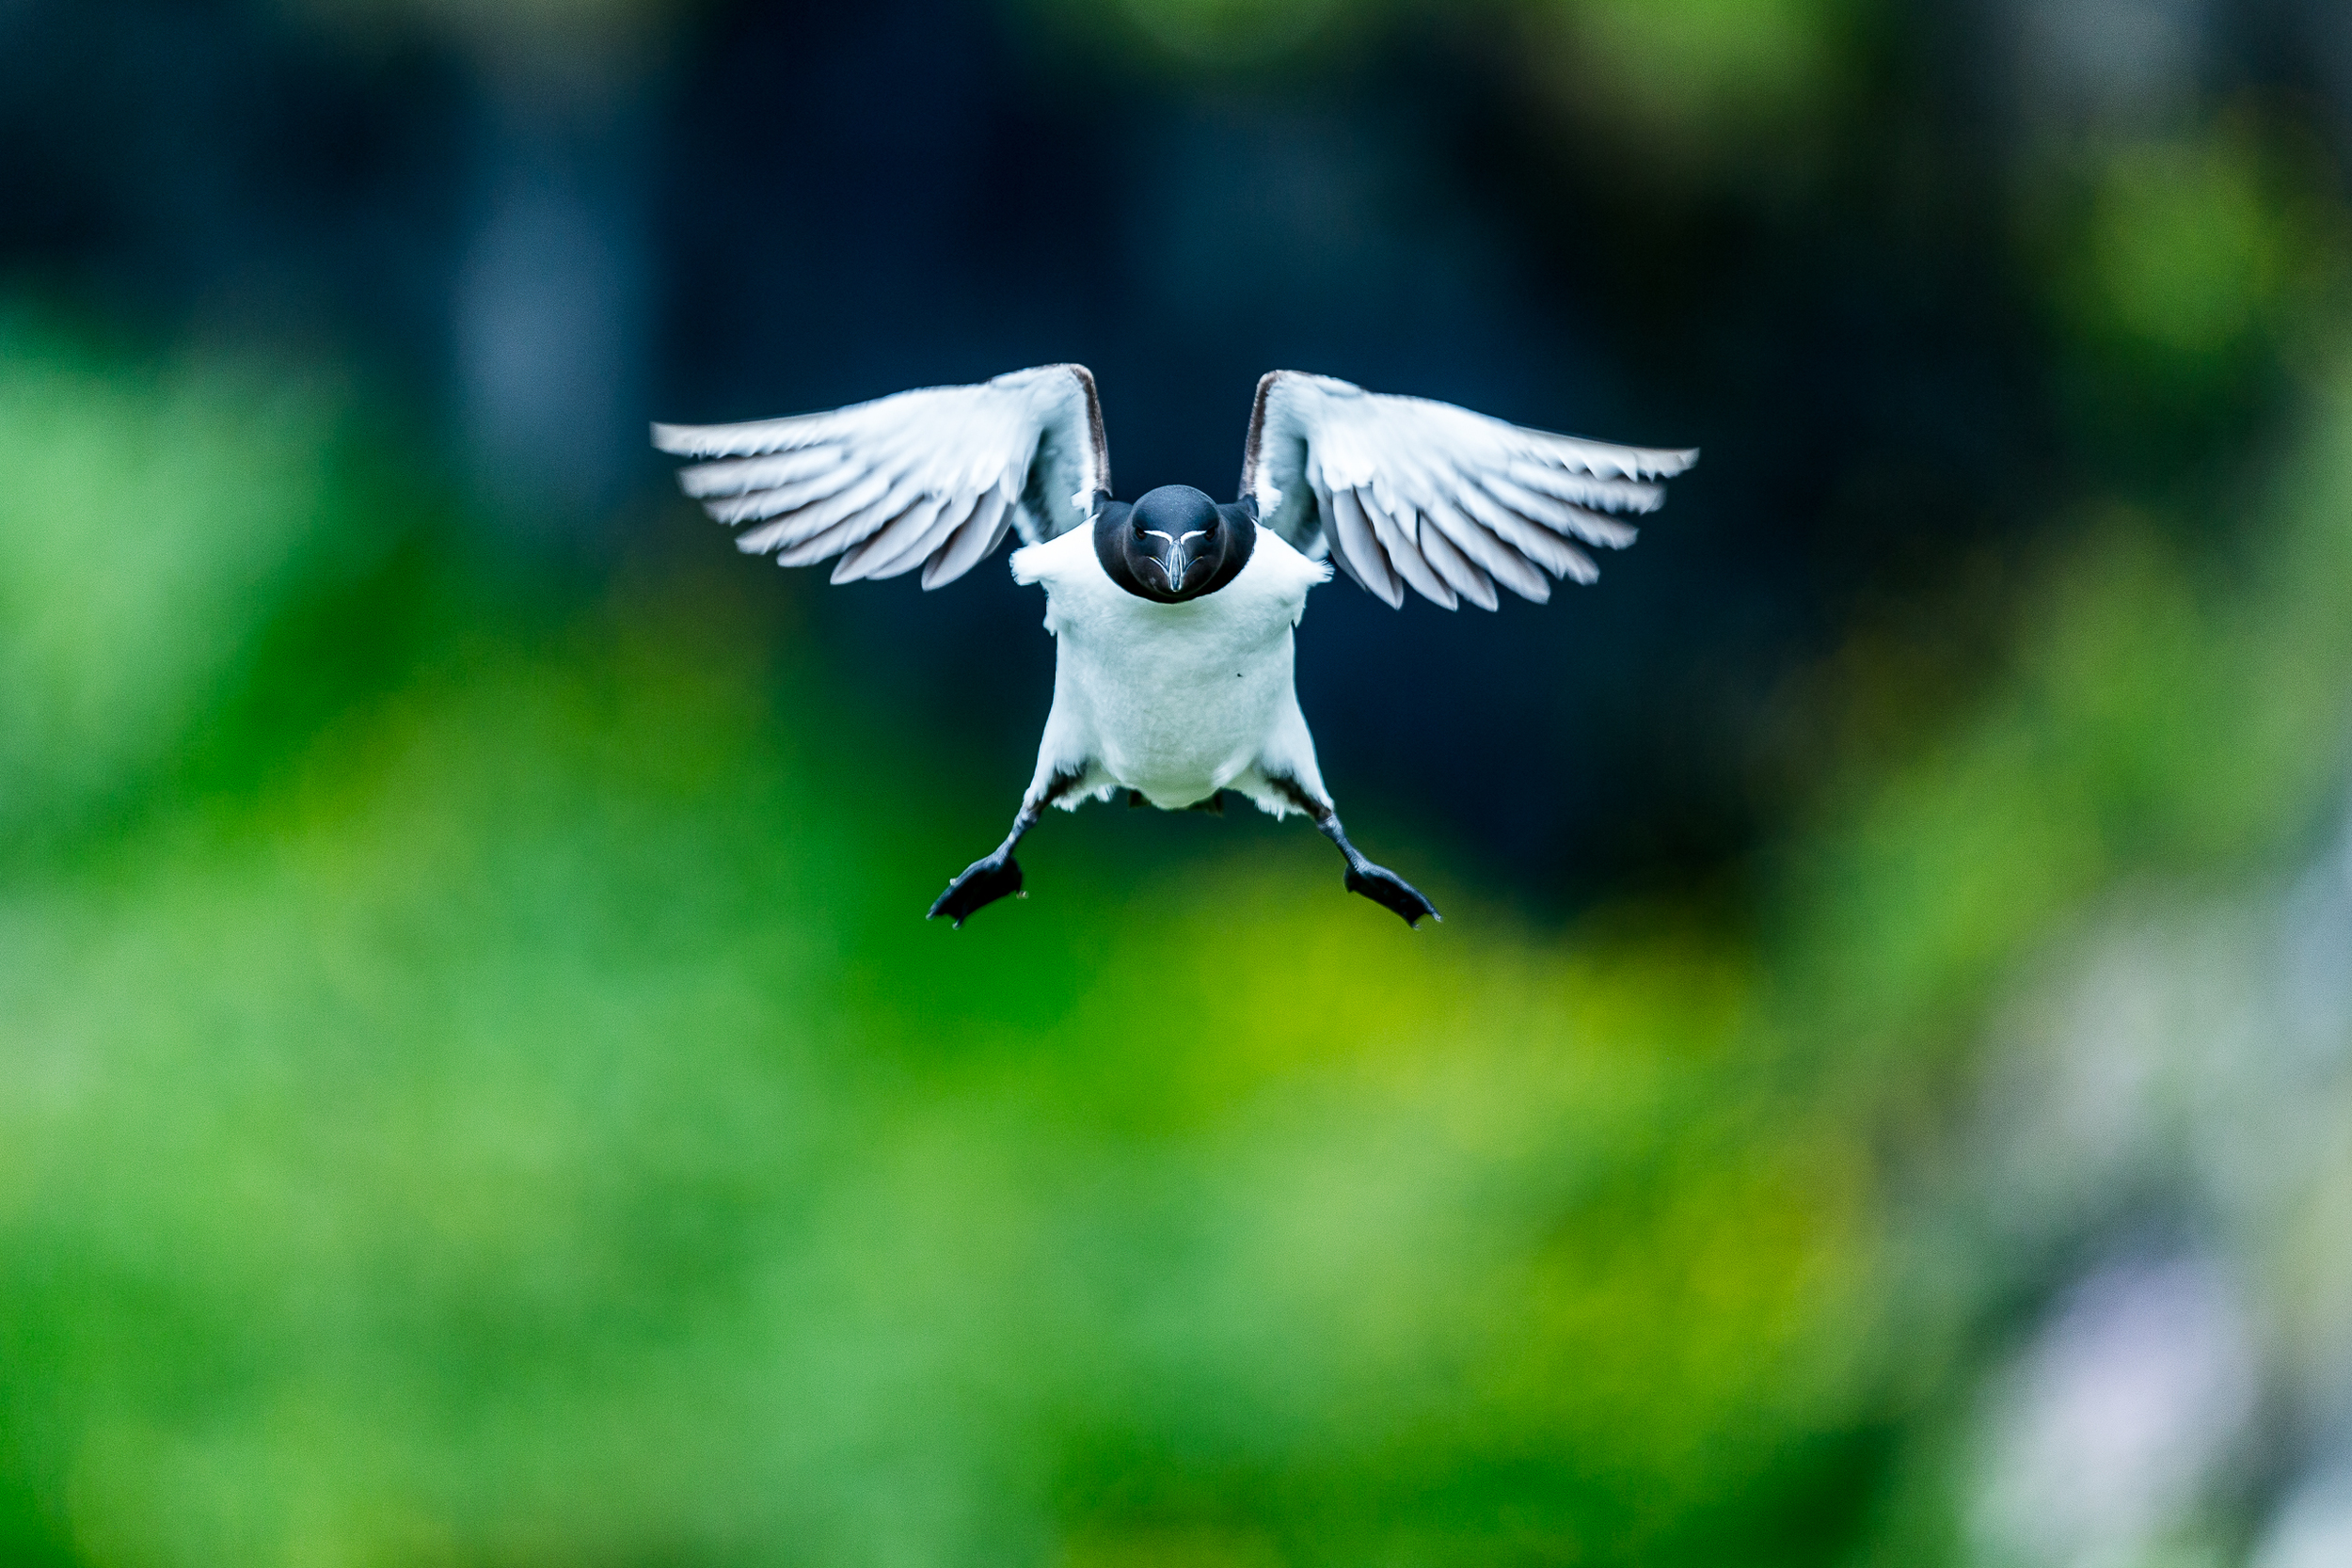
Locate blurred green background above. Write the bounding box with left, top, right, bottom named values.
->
left=6, top=2, right=2352, bottom=1565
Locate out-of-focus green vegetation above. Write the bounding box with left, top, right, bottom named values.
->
left=10, top=0, right=2352, bottom=1562
left=5, top=226, right=2352, bottom=1562
left=0, top=314, right=1890, bottom=1565
left=1526, top=0, right=1859, bottom=151
left=0, top=338, right=388, bottom=850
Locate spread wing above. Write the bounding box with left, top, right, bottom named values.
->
left=651, top=364, right=1108, bottom=590
left=1237, top=370, right=1696, bottom=610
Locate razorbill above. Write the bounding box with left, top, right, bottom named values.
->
left=653, top=366, right=1694, bottom=927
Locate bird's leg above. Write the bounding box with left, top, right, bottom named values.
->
left=928, top=804, right=1038, bottom=927
left=929, top=769, right=1083, bottom=927
left=1320, top=812, right=1441, bottom=927
left=1271, top=780, right=1440, bottom=928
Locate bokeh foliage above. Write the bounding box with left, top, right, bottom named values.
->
left=0, top=318, right=1888, bottom=1566
left=6, top=244, right=2352, bottom=1564
left=8, top=0, right=2352, bottom=1564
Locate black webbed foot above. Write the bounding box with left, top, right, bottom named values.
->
left=929, top=854, right=1025, bottom=927
left=1270, top=779, right=1444, bottom=931
left=1345, top=863, right=1440, bottom=928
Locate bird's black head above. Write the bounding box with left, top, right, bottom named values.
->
left=1093, top=484, right=1256, bottom=604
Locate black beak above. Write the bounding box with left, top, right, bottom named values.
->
left=1145, top=529, right=1215, bottom=595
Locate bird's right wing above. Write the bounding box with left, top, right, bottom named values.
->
left=652, top=364, right=1108, bottom=590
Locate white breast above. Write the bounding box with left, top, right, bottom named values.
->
left=1012, top=526, right=1329, bottom=807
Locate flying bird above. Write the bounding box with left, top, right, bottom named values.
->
left=652, top=367, right=1694, bottom=928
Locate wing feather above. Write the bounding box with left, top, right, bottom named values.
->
left=1425, top=496, right=1550, bottom=603
left=774, top=474, right=922, bottom=568
left=706, top=461, right=863, bottom=527
left=738, top=468, right=890, bottom=554
left=854, top=493, right=975, bottom=583
left=1326, top=484, right=1401, bottom=609
left=1478, top=472, right=1639, bottom=549
left=654, top=365, right=1107, bottom=590
left=675, top=447, right=842, bottom=499
left=832, top=493, right=946, bottom=583
left=1503, top=459, right=1665, bottom=514
left=922, top=486, right=1013, bottom=590
left=889, top=499, right=977, bottom=580
left=719, top=463, right=867, bottom=534
left=1236, top=370, right=1694, bottom=610
left=1415, top=514, right=1499, bottom=610
left=1455, top=479, right=1600, bottom=584
left=651, top=411, right=836, bottom=459
left=1360, top=490, right=1455, bottom=610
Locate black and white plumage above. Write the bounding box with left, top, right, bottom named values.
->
left=653, top=365, right=1695, bottom=927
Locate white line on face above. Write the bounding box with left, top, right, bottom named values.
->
left=1141, top=529, right=1184, bottom=586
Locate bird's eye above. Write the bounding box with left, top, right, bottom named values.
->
left=1134, top=525, right=1147, bottom=540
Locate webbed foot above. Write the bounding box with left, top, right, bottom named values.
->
left=929, top=854, right=1025, bottom=927
left=1345, top=863, right=1440, bottom=928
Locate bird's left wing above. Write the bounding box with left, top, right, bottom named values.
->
left=1239, top=370, right=1696, bottom=610
left=652, top=363, right=1108, bottom=590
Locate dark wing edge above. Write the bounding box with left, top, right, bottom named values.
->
left=1238, top=370, right=1323, bottom=558
left=1013, top=362, right=1110, bottom=546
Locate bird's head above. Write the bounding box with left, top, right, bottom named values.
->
left=1095, top=484, right=1256, bottom=603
